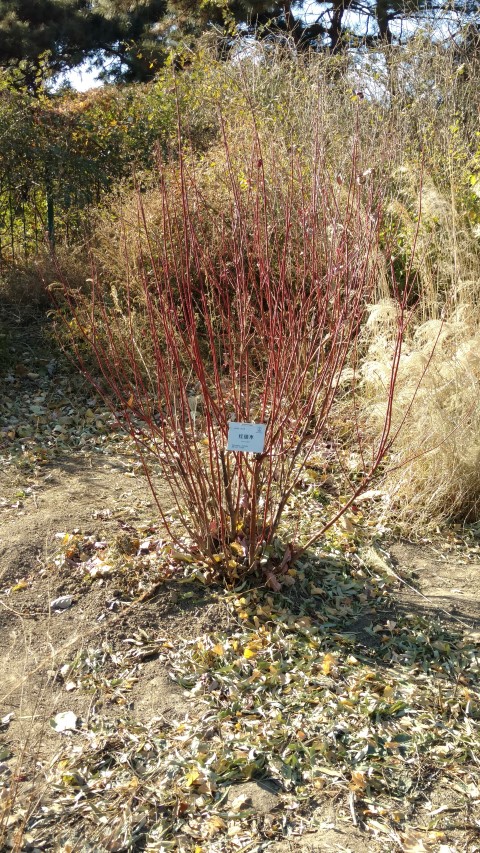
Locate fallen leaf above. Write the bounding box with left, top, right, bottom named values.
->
left=51, top=711, right=78, bottom=733
left=400, top=830, right=428, bottom=852
left=50, top=595, right=73, bottom=611
left=11, top=580, right=28, bottom=592
left=322, top=653, right=337, bottom=675
left=350, top=770, right=367, bottom=791
left=185, top=769, right=198, bottom=786
left=207, top=815, right=227, bottom=835
left=265, top=572, right=282, bottom=591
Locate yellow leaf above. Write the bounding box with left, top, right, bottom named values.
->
left=310, top=585, right=325, bottom=595
left=322, top=653, right=337, bottom=675
left=212, top=644, right=224, bottom=656
left=61, top=772, right=83, bottom=786
left=185, top=769, right=200, bottom=787
left=243, top=647, right=256, bottom=659
left=339, top=698, right=355, bottom=707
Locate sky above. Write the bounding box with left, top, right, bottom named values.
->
left=63, top=64, right=103, bottom=91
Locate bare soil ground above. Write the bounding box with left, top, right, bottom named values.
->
left=0, top=451, right=230, bottom=760
left=390, top=540, right=480, bottom=630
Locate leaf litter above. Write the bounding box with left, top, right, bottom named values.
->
left=2, top=534, right=478, bottom=852
left=1, top=325, right=479, bottom=852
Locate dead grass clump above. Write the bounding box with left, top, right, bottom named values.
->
left=361, top=145, right=480, bottom=532
left=363, top=304, right=480, bottom=529
left=387, top=168, right=480, bottom=321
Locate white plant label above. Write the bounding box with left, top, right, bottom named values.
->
left=227, top=422, right=266, bottom=454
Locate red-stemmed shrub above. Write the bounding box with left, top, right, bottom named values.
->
left=58, top=99, right=410, bottom=585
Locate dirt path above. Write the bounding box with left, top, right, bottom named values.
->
left=0, top=454, right=155, bottom=582
left=390, top=540, right=480, bottom=630
left=0, top=453, right=158, bottom=756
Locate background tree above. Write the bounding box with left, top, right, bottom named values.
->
left=0, top=0, right=169, bottom=88
left=165, top=0, right=480, bottom=68
left=0, top=0, right=479, bottom=87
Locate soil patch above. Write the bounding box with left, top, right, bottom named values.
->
left=0, top=449, right=230, bottom=801
left=390, top=539, right=480, bottom=629
left=273, top=800, right=384, bottom=852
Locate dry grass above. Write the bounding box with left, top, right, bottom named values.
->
left=0, top=247, right=89, bottom=325
left=363, top=307, right=480, bottom=529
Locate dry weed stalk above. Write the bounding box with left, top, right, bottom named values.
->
left=59, top=97, right=410, bottom=584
